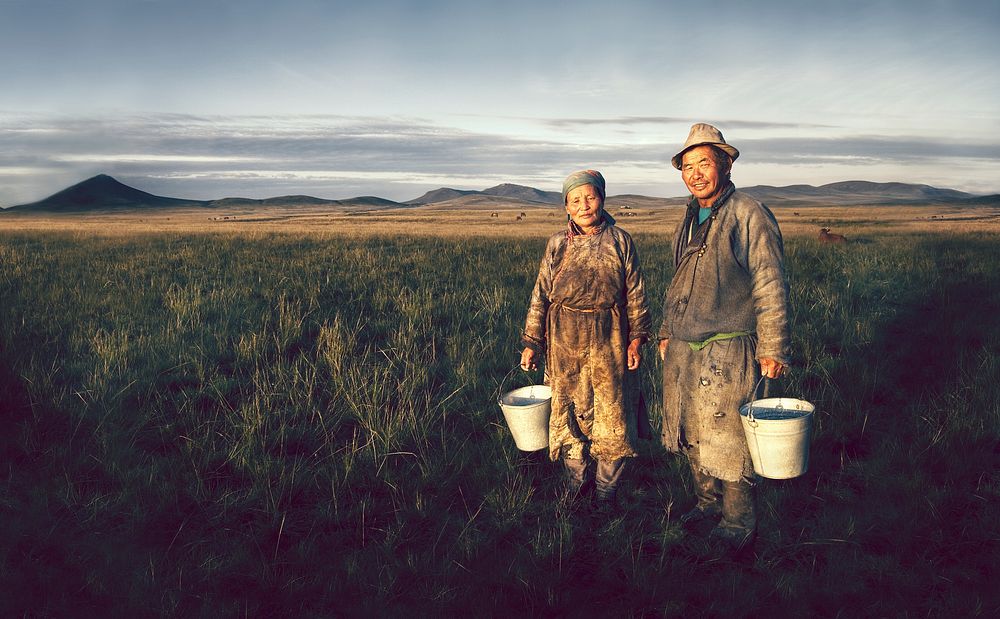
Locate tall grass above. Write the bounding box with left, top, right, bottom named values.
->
left=0, top=230, right=997, bottom=616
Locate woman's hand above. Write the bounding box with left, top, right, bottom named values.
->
left=627, top=338, right=644, bottom=370
left=520, top=347, right=538, bottom=371
left=658, top=338, right=669, bottom=361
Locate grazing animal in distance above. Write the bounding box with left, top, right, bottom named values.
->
left=490, top=211, right=498, bottom=218
left=519, top=212, right=527, bottom=218
left=818, top=227, right=847, bottom=243
left=793, top=212, right=800, bottom=216
left=516, top=215, right=522, bottom=221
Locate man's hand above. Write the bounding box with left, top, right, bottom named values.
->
left=520, top=347, right=538, bottom=371
left=759, top=358, right=785, bottom=379
left=658, top=338, right=669, bottom=361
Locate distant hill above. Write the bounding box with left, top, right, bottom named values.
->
left=4, top=174, right=993, bottom=212
left=206, top=195, right=403, bottom=209
left=406, top=188, right=478, bottom=205
left=962, top=194, right=1000, bottom=206
left=339, top=196, right=406, bottom=208
left=481, top=183, right=560, bottom=204
left=606, top=194, right=688, bottom=210
left=254, top=195, right=340, bottom=207
left=741, top=181, right=974, bottom=206
left=412, top=180, right=983, bottom=208
left=7, top=174, right=204, bottom=211
left=408, top=184, right=560, bottom=205
left=410, top=194, right=549, bottom=211
left=6, top=175, right=405, bottom=211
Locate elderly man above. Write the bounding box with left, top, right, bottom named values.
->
left=658, top=123, right=791, bottom=551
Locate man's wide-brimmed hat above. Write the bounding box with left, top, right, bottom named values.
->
left=671, top=123, right=740, bottom=170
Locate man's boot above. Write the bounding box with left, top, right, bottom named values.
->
left=711, top=478, right=757, bottom=552
left=679, top=466, right=722, bottom=531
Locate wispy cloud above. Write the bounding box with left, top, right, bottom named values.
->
left=1, top=112, right=998, bottom=207
left=539, top=117, right=839, bottom=131
left=743, top=135, right=1000, bottom=164
left=53, top=154, right=267, bottom=164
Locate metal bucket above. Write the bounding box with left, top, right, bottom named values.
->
left=499, top=384, right=551, bottom=451
left=739, top=396, right=815, bottom=479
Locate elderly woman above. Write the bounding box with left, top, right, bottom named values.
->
left=520, top=169, right=652, bottom=507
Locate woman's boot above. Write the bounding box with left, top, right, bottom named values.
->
left=594, top=458, right=627, bottom=510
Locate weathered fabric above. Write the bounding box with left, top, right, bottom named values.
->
left=658, top=186, right=791, bottom=364
left=689, top=466, right=723, bottom=515
left=662, top=335, right=761, bottom=480
left=561, top=169, right=606, bottom=203
left=568, top=209, right=617, bottom=238
left=523, top=217, right=652, bottom=462
left=658, top=185, right=791, bottom=481
left=563, top=456, right=627, bottom=500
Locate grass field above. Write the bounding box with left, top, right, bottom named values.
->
left=1, top=218, right=998, bottom=616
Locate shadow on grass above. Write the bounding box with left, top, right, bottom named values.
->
left=769, top=236, right=1000, bottom=616
left=0, top=355, right=120, bottom=616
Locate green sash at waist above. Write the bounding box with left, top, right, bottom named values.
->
left=687, top=331, right=752, bottom=351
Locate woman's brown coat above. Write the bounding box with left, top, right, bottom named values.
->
left=522, top=219, right=652, bottom=462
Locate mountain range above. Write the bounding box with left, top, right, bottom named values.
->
left=3, top=174, right=997, bottom=212
left=740, top=181, right=975, bottom=206
left=406, top=183, right=562, bottom=206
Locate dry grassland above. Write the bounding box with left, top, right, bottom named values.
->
left=2, top=202, right=998, bottom=238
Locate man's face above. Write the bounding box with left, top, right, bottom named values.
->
left=681, top=145, right=729, bottom=206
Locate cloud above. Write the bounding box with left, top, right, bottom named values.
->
left=742, top=135, right=1000, bottom=164
left=1, top=112, right=998, bottom=206
left=539, top=117, right=839, bottom=131
left=53, top=154, right=267, bottom=164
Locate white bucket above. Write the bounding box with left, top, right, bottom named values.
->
left=739, top=396, right=815, bottom=479
left=499, top=385, right=551, bottom=451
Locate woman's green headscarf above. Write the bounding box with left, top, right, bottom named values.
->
left=562, top=169, right=606, bottom=204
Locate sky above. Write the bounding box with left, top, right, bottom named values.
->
left=1, top=0, right=998, bottom=206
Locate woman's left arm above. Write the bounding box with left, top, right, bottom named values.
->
left=621, top=231, right=652, bottom=368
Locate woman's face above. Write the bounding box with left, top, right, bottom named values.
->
left=565, top=184, right=603, bottom=232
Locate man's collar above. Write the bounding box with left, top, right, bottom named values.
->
left=687, top=181, right=736, bottom=213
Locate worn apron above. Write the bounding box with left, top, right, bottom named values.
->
left=662, top=335, right=760, bottom=482
left=544, top=230, right=639, bottom=463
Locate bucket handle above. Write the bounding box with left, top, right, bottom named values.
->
left=745, top=375, right=773, bottom=426
left=745, top=375, right=776, bottom=475
left=495, top=363, right=543, bottom=405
